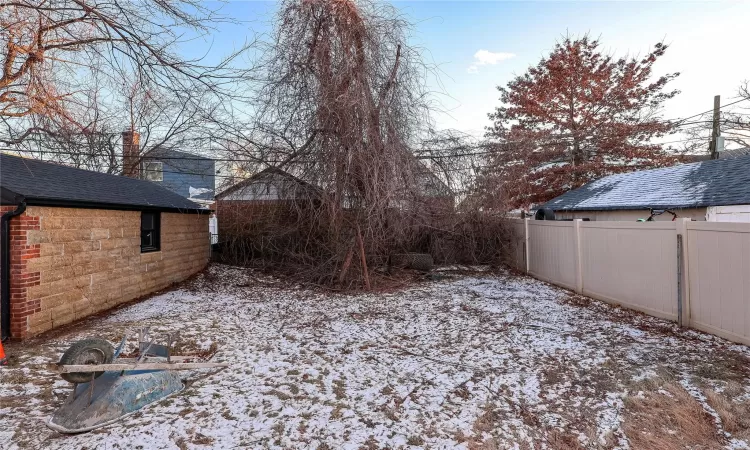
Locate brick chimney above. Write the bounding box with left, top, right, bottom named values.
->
left=122, top=129, right=140, bottom=178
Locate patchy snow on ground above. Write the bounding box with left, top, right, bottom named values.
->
left=1, top=264, right=749, bottom=449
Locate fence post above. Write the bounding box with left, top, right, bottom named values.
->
left=573, top=219, right=583, bottom=294
left=524, top=218, right=530, bottom=274
left=675, top=218, right=691, bottom=327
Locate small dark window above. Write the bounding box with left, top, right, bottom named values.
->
left=141, top=212, right=161, bottom=253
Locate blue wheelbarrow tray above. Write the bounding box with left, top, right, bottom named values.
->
left=47, top=369, right=184, bottom=434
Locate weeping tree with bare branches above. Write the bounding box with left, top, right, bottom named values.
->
left=220, top=0, right=461, bottom=287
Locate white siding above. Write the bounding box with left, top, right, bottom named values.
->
left=220, top=173, right=312, bottom=201
left=706, top=205, right=750, bottom=222
left=555, top=208, right=708, bottom=222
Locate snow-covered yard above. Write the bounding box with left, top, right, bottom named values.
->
left=2, top=264, right=750, bottom=449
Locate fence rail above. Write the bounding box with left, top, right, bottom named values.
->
left=507, top=218, right=750, bottom=346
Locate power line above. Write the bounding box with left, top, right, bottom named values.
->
left=3, top=106, right=728, bottom=165
left=674, top=120, right=712, bottom=127
left=4, top=144, right=713, bottom=189
left=4, top=148, right=290, bottom=164
left=671, top=97, right=750, bottom=124
left=657, top=137, right=707, bottom=146
left=0, top=148, right=491, bottom=179
left=6, top=116, right=721, bottom=164
left=3, top=104, right=733, bottom=170
left=6, top=147, right=478, bottom=163
left=5, top=147, right=500, bottom=166
left=3, top=139, right=701, bottom=172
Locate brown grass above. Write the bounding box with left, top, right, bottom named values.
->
left=192, top=432, right=214, bottom=445
left=544, top=429, right=586, bottom=450
left=468, top=437, right=502, bottom=450
left=472, top=404, right=503, bottom=434
left=623, top=382, right=722, bottom=449
left=694, top=352, right=750, bottom=382
left=469, top=402, right=589, bottom=450
left=704, top=383, right=750, bottom=440
left=561, top=294, right=591, bottom=308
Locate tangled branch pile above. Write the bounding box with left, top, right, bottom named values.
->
left=218, top=0, right=510, bottom=287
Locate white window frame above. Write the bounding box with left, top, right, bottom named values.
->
left=143, top=161, right=163, bottom=182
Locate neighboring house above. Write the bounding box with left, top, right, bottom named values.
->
left=141, top=148, right=216, bottom=205
left=0, top=153, right=210, bottom=339
left=216, top=162, right=452, bottom=205
left=716, top=146, right=750, bottom=159
left=540, top=154, right=750, bottom=222
left=214, top=162, right=453, bottom=252
left=684, top=147, right=750, bottom=163
left=214, top=167, right=322, bottom=242
left=412, top=160, right=454, bottom=206
left=215, top=167, right=321, bottom=203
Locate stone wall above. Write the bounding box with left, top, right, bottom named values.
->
left=6, top=206, right=208, bottom=338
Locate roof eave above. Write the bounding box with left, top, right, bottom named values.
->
left=548, top=203, right=732, bottom=212
left=21, top=197, right=211, bottom=214
left=0, top=187, right=22, bottom=205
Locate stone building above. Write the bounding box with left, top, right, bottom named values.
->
left=0, top=153, right=209, bottom=339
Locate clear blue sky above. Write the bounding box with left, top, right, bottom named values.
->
left=198, top=1, right=750, bottom=137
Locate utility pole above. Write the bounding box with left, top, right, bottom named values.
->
left=709, top=95, right=721, bottom=159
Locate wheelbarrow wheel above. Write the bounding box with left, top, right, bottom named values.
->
left=59, top=338, right=115, bottom=383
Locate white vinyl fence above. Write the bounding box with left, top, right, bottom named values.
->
left=506, top=218, right=750, bottom=346
left=685, top=222, right=750, bottom=344
left=527, top=221, right=577, bottom=291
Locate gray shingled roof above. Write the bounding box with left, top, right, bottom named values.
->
left=542, top=154, right=750, bottom=211
left=720, top=147, right=750, bottom=159
left=0, top=153, right=207, bottom=212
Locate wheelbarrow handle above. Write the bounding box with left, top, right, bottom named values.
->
left=113, top=333, right=129, bottom=359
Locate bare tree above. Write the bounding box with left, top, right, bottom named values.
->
left=673, top=83, right=750, bottom=157
left=414, top=129, right=486, bottom=198
left=0, top=0, right=253, bottom=145
left=15, top=70, right=231, bottom=175
left=719, top=82, right=750, bottom=150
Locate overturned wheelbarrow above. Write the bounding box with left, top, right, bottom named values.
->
left=46, top=329, right=227, bottom=434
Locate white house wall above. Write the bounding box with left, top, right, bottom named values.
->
left=706, top=205, right=750, bottom=222
left=555, top=208, right=708, bottom=222
left=220, top=173, right=310, bottom=201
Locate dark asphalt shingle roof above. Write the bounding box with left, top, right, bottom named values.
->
left=0, top=153, right=206, bottom=212
left=543, top=154, right=750, bottom=211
